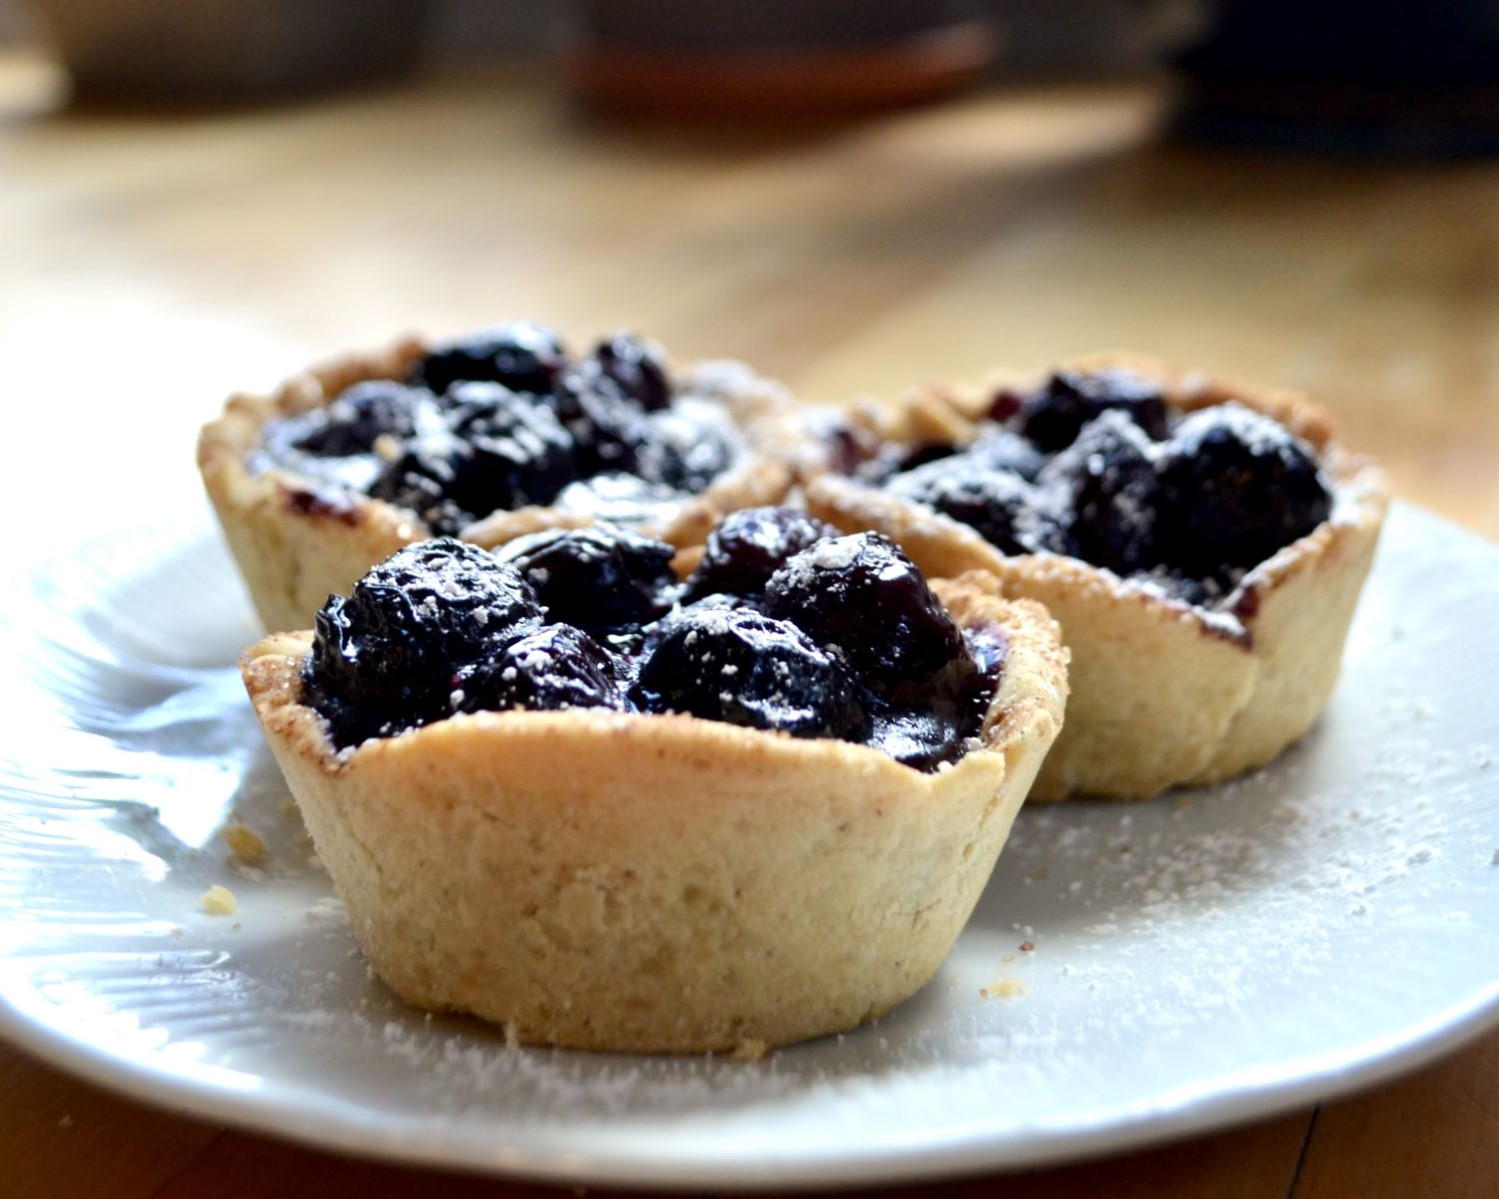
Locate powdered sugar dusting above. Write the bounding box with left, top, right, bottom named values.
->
left=13, top=505, right=1499, bottom=1183
left=249, top=574, right=1498, bottom=1134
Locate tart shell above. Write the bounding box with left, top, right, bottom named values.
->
left=804, top=355, right=1389, bottom=801
left=199, top=340, right=808, bottom=633
left=241, top=577, right=1067, bottom=1054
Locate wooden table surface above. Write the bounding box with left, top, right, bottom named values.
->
left=1, top=51, right=1497, bottom=1198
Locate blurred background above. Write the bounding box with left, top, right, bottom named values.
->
left=0, top=1, right=1199, bottom=87
left=1, top=0, right=1497, bottom=563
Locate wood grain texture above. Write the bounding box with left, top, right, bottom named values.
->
left=1295, top=1023, right=1499, bottom=1199
left=0, top=48, right=1496, bottom=1199
left=0, top=1041, right=221, bottom=1199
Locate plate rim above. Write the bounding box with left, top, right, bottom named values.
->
left=3, top=974, right=1498, bottom=1189
left=2, top=499, right=1498, bottom=1189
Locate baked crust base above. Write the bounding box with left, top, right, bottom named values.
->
left=804, top=355, right=1389, bottom=800
left=199, top=341, right=809, bottom=633
left=241, top=578, right=1067, bottom=1053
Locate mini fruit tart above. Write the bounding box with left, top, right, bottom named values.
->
left=803, top=355, right=1389, bottom=800
left=241, top=512, right=1067, bottom=1053
left=199, top=324, right=809, bottom=632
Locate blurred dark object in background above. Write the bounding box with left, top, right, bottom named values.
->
left=567, top=0, right=995, bottom=116
left=1177, top=0, right=1499, bottom=156
left=28, top=0, right=433, bottom=105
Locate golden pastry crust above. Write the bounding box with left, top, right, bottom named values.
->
left=198, top=341, right=809, bottom=633
left=241, top=577, right=1067, bottom=1054
left=804, top=354, right=1389, bottom=800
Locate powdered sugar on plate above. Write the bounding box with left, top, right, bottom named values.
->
left=1, top=504, right=1497, bottom=1186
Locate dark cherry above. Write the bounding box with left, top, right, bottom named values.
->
left=1154, top=402, right=1332, bottom=579
left=632, top=410, right=734, bottom=493
left=306, top=539, right=542, bottom=744
left=889, top=463, right=1066, bottom=557
left=367, top=439, right=472, bottom=536
left=633, top=607, right=867, bottom=739
left=1039, top=411, right=1162, bottom=575
left=1015, top=369, right=1170, bottom=452
left=967, top=429, right=1047, bottom=481
left=443, top=382, right=576, bottom=500
left=498, top=523, right=680, bottom=636
left=684, top=506, right=838, bottom=600
left=455, top=624, right=625, bottom=715
left=550, top=367, right=648, bottom=476
left=762, top=532, right=967, bottom=693
left=866, top=707, right=970, bottom=773
left=870, top=623, right=1008, bottom=770
left=614, top=591, right=749, bottom=689
left=290, top=380, right=429, bottom=458
left=302, top=511, right=1005, bottom=769
left=588, top=333, right=672, bottom=412
left=412, top=321, right=568, bottom=397
left=370, top=384, right=575, bottom=534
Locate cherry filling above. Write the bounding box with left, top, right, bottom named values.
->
left=845, top=369, right=1333, bottom=605
left=304, top=509, right=1006, bottom=772
left=254, top=324, right=744, bottom=536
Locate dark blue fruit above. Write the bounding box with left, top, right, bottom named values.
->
left=412, top=321, right=568, bottom=397
left=1154, top=402, right=1331, bottom=579
left=370, top=383, right=575, bottom=534
left=762, top=533, right=967, bottom=692
left=589, top=333, right=672, bottom=412
left=1016, top=369, right=1170, bottom=452
left=889, top=463, right=1064, bottom=557
left=684, top=507, right=837, bottom=600
left=632, top=410, right=734, bottom=493
left=866, top=623, right=1009, bottom=770
left=1039, top=411, right=1162, bottom=575
left=550, top=367, right=648, bottom=477
left=306, top=539, right=542, bottom=744
left=290, top=380, right=429, bottom=458
left=498, top=523, right=680, bottom=636
left=454, top=624, right=626, bottom=715
left=633, top=607, right=867, bottom=738
left=966, top=429, right=1047, bottom=481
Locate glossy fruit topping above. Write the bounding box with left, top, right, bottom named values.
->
left=1016, top=369, right=1170, bottom=452
left=632, top=410, right=733, bottom=493
left=866, top=370, right=1334, bottom=606
left=369, top=384, right=575, bottom=536
left=548, top=366, right=646, bottom=474
left=967, top=428, right=1048, bottom=481
left=304, top=511, right=1004, bottom=769
left=497, top=523, right=680, bottom=636
left=306, top=539, right=542, bottom=743
left=412, top=321, right=568, bottom=398
left=1154, top=402, right=1332, bottom=579
left=259, top=325, right=747, bottom=534
left=890, top=463, right=1065, bottom=557
left=763, top=533, right=966, bottom=693
left=588, top=333, right=673, bottom=413
left=684, top=506, right=838, bottom=600
left=1039, top=411, right=1161, bottom=575
left=455, top=624, right=625, bottom=715
left=289, top=380, right=429, bottom=458
left=632, top=607, right=867, bottom=739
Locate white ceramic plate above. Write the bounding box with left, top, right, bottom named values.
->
left=1, top=503, right=1497, bottom=1189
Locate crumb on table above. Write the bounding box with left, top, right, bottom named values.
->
left=729, top=1038, right=771, bottom=1062
left=200, top=885, right=238, bottom=916
left=222, top=823, right=267, bottom=866
left=980, top=976, right=1028, bottom=999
